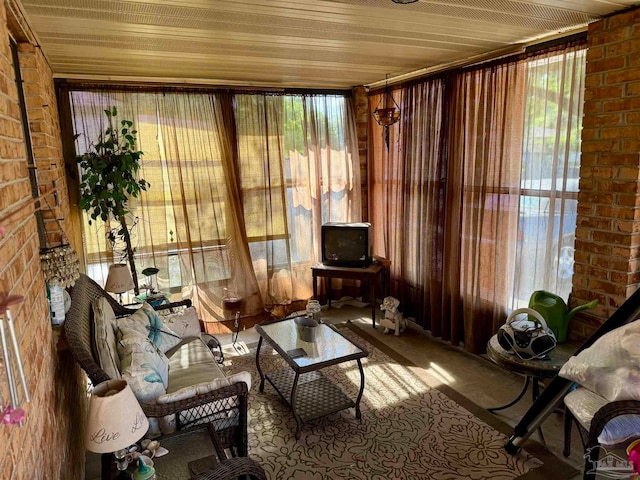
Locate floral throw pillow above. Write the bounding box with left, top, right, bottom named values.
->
left=117, top=327, right=169, bottom=398
left=117, top=302, right=181, bottom=353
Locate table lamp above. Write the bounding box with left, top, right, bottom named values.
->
left=86, top=379, right=149, bottom=479
left=105, top=264, right=135, bottom=304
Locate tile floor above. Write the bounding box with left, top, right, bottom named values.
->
left=88, top=303, right=594, bottom=479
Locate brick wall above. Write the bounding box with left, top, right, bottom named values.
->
left=352, top=86, right=369, bottom=221
left=0, top=2, right=86, bottom=479
left=571, top=6, right=640, bottom=339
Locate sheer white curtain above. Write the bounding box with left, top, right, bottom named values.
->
left=69, top=89, right=361, bottom=330
left=234, top=94, right=361, bottom=310
left=512, top=45, right=586, bottom=308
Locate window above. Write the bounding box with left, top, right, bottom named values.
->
left=513, top=48, right=585, bottom=307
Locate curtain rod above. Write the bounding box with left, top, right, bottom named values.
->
left=54, top=77, right=352, bottom=97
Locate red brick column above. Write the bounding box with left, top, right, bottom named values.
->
left=352, top=86, right=369, bottom=221
left=571, top=7, right=640, bottom=339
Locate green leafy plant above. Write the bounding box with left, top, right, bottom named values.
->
left=76, top=106, right=149, bottom=295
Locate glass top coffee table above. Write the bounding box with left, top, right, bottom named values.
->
left=255, top=317, right=368, bottom=439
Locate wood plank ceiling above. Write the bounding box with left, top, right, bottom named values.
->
left=19, top=0, right=639, bottom=89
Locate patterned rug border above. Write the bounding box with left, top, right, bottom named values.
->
left=342, top=321, right=578, bottom=480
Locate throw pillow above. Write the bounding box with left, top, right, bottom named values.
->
left=117, top=327, right=170, bottom=392
left=91, top=297, right=121, bottom=380
left=116, top=302, right=181, bottom=353
left=559, top=320, right=640, bottom=401
left=159, top=306, right=201, bottom=338
left=117, top=327, right=171, bottom=437
left=598, top=415, right=640, bottom=446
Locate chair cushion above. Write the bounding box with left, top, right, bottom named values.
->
left=91, top=297, right=121, bottom=380
left=159, top=306, right=201, bottom=338
left=565, top=387, right=609, bottom=431
left=165, top=338, right=227, bottom=394
left=117, top=327, right=170, bottom=398
left=116, top=302, right=182, bottom=353
left=565, top=387, right=640, bottom=446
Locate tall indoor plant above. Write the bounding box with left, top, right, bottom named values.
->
left=76, top=106, right=149, bottom=295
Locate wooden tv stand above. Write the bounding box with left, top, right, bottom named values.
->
left=311, top=261, right=388, bottom=327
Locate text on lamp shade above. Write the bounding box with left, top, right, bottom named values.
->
left=90, top=428, right=120, bottom=445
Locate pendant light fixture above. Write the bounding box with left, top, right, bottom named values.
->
left=372, top=74, right=401, bottom=147
left=372, top=74, right=401, bottom=127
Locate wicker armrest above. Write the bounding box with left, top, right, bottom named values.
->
left=190, top=457, right=267, bottom=480
left=113, top=299, right=193, bottom=319
left=144, top=381, right=249, bottom=458
left=139, top=382, right=248, bottom=417
left=589, top=399, right=640, bottom=446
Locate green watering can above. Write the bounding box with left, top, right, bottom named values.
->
left=528, top=290, right=598, bottom=343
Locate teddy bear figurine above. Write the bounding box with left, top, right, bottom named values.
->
left=379, top=296, right=407, bottom=336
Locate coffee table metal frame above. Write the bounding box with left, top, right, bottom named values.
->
left=255, top=317, right=368, bottom=439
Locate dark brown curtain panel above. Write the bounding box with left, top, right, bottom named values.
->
left=369, top=40, right=585, bottom=353
left=448, top=61, right=526, bottom=353
left=369, top=79, right=448, bottom=337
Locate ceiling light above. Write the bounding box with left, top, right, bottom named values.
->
left=391, top=0, right=419, bottom=4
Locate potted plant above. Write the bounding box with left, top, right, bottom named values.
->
left=76, top=106, right=149, bottom=295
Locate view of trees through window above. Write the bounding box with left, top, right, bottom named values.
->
left=513, top=48, right=585, bottom=307
left=72, top=92, right=359, bottom=304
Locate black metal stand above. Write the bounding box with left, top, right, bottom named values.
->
left=488, top=376, right=531, bottom=413
left=489, top=376, right=546, bottom=447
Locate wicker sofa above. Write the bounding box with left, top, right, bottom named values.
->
left=65, top=274, right=249, bottom=460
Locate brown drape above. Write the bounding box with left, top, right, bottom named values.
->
left=370, top=79, right=448, bottom=334
left=370, top=41, right=585, bottom=353
left=448, top=61, right=525, bottom=353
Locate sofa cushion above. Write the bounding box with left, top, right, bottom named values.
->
left=159, top=306, right=201, bottom=338
left=91, top=297, right=121, bottom=379
left=116, top=302, right=182, bottom=353
left=158, top=371, right=252, bottom=403
left=117, top=327, right=170, bottom=395
left=166, top=338, right=227, bottom=394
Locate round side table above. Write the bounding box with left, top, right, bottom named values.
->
left=486, top=334, right=579, bottom=446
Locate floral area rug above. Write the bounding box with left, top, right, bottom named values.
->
left=222, top=323, right=576, bottom=480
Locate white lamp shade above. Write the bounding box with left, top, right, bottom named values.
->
left=85, top=379, right=149, bottom=454
left=105, top=264, right=135, bottom=294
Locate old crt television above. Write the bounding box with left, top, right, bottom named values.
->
left=321, top=222, right=373, bottom=267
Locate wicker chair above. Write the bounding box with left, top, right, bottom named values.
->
left=65, top=274, right=248, bottom=459
left=564, top=387, right=640, bottom=479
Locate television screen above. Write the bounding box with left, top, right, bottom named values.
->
left=321, top=222, right=372, bottom=267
